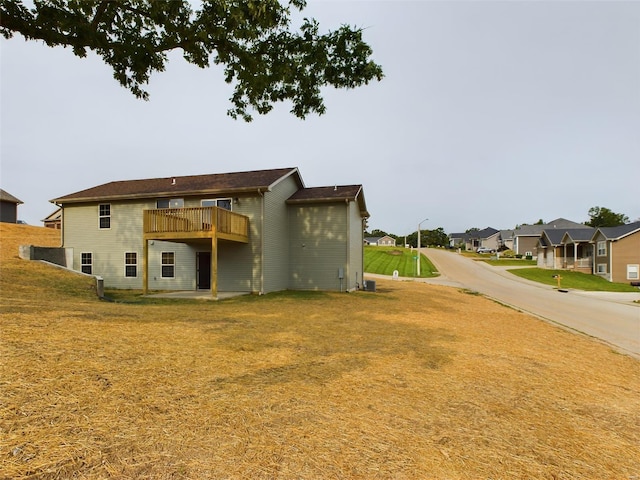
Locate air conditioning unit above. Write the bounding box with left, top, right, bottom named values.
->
left=363, top=280, right=376, bottom=292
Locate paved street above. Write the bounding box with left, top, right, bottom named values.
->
left=369, top=248, right=640, bottom=358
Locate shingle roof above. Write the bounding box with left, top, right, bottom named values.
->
left=515, top=218, right=584, bottom=236
left=562, top=227, right=596, bottom=243
left=52, top=167, right=302, bottom=203
left=287, top=185, right=368, bottom=217
left=0, top=189, right=23, bottom=204
left=595, top=221, right=640, bottom=241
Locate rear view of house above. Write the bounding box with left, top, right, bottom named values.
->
left=51, top=168, right=369, bottom=297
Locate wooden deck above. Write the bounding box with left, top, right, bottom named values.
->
left=142, top=207, right=249, bottom=298
left=143, top=207, right=249, bottom=243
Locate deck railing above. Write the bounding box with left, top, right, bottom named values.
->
left=144, top=207, right=248, bottom=238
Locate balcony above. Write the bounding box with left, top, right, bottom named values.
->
left=143, top=207, right=249, bottom=243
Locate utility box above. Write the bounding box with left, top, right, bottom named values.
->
left=363, top=280, right=376, bottom=292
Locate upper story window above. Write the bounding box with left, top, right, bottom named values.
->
left=156, top=198, right=184, bottom=209
left=597, top=241, right=607, bottom=256
left=202, top=198, right=232, bottom=211
left=99, top=204, right=110, bottom=229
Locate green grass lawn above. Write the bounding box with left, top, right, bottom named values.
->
left=364, top=246, right=438, bottom=277
left=508, top=268, right=640, bottom=292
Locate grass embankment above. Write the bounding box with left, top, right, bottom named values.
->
left=2, top=224, right=639, bottom=479
left=364, top=246, right=438, bottom=277
left=509, top=267, right=640, bottom=292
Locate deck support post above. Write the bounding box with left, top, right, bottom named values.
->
left=143, top=238, right=149, bottom=294
left=211, top=236, right=218, bottom=298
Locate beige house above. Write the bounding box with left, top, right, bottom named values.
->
left=51, top=167, right=369, bottom=297
left=364, top=235, right=396, bottom=246
left=591, top=221, right=640, bottom=284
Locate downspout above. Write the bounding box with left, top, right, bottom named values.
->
left=346, top=198, right=350, bottom=292
left=259, top=189, right=265, bottom=295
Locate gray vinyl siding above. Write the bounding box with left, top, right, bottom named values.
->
left=288, top=203, right=349, bottom=291
left=62, top=200, right=195, bottom=289
left=347, top=201, right=365, bottom=290
left=261, top=176, right=299, bottom=293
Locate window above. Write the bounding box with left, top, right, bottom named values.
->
left=81, top=252, right=92, bottom=274
left=202, top=198, right=232, bottom=211
left=597, top=241, right=606, bottom=256
left=162, top=252, right=175, bottom=278
left=125, top=252, right=137, bottom=277
left=156, top=198, right=184, bottom=209
left=597, top=264, right=607, bottom=274
left=627, top=265, right=639, bottom=280
left=99, top=204, right=110, bottom=229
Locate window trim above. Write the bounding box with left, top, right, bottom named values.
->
left=125, top=252, right=137, bottom=278
left=596, top=263, right=607, bottom=274
left=627, top=264, right=639, bottom=280
left=201, top=198, right=233, bottom=211
left=81, top=252, right=92, bottom=275
left=161, top=251, right=175, bottom=278
left=99, top=204, right=111, bottom=229
left=597, top=241, right=606, bottom=257
left=156, top=198, right=184, bottom=209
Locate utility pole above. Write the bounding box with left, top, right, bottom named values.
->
left=417, top=217, right=428, bottom=276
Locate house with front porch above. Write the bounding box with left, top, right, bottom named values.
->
left=537, top=228, right=595, bottom=271
left=512, top=218, right=584, bottom=259
left=591, top=221, right=640, bottom=284
left=51, top=167, right=369, bottom=297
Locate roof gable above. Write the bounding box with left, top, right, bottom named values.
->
left=287, top=185, right=369, bottom=218
left=0, top=189, right=23, bottom=204
left=52, top=168, right=302, bottom=203
left=560, top=227, right=596, bottom=243
left=593, top=221, right=640, bottom=241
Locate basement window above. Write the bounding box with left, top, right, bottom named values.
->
left=162, top=252, right=175, bottom=278
left=125, top=252, right=137, bottom=277
left=81, top=252, right=92, bottom=275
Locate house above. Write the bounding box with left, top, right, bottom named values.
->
left=42, top=208, right=62, bottom=229
left=448, top=232, right=468, bottom=249
left=0, top=189, right=23, bottom=223
left=498, top=230, right=514, bottom=250
left=591, top=221, right=640, bottom=284
left=448, top=228, right=499, bottom=251
left=364, top=235, right=396, bottom=247
left=512, top=218, right=584, bottom=258
left=51, top=167, right=369, bottom=297
left=537, top=227, right=595, bottom=271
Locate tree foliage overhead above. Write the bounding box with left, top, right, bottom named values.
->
left=0, top=0, right=384, bottom=120
left=585, top=206, right=629, bottom=228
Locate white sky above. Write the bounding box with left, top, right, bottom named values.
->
left=1, top=1, right=639, bottom=235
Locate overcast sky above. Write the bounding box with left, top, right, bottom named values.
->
left=1, top=1, right=639, bottom=235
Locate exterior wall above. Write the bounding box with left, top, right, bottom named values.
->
left=261, top=175, right=300, bottom=293
left=611, top=232, right=640, bottom=284
left=217, top=195, right=261, bottom=293
left=347, top=201, right=365, bottom=290
left=288, top=203, right=349, bottom=291
left=593, top=232, right=611, bottom=281
left=0, top=200, right=18, bottom=223
left=514, top=236, right=539, bottom=257
left=62, top=200, right=195, bottom=290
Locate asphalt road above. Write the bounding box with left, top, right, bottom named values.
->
left=371, top=248, right=640, bottom=358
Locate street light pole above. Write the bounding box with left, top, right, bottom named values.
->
left=417, top=217, right=428, bottom=276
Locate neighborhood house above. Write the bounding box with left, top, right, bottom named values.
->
left=51, top=167, right=369, bottom=297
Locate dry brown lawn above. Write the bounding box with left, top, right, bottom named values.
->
left=1, top=223, right=639, bottom=479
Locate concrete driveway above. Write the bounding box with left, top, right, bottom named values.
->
left=368, top=248, right=640, bottom=358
